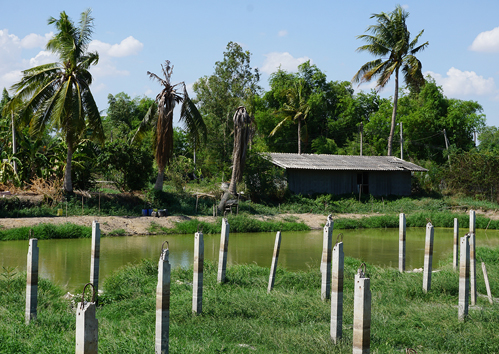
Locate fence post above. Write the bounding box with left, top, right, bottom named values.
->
left=353, top=263, right=371, bottom=354
left=453, top=218, right=459, bottom=271
left=75, top=283, right=98, bottom=354
left=156, top=241, right=171, bottom=354
left=330, top=234, right=344, bottom=344
left=422, top=222, right=434, bottom=293
left=192, top=231, right=204, bottom=314
left=217, top=218, right=230, bottom=283
left=399, top=213, right=406, bottom=272
left=458, top=234, right=470, bottom=321
left=469, top=209, right=476, bottom=234
left=321, top=215, right=333, bottom=301
left=267, top=231, right=282, bottom=293
left=469, top=233, right=477, bottom=305
left=90, top=221, right=100, bottom=302
left=482, top=261, right=493, bottom=305
left=25, top=237, right=38, bottom=324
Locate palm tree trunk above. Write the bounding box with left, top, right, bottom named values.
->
left=298, top=119, right=302, bottom=155
left=154, top=168, right=165, bottom=191
left=63, top=145, right=74, bottom=193
left=11, top=111, right=17, bottom=173
left=387, top=68, right=399, bottom=156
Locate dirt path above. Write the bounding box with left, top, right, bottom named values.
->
left=0, top=213, right=379, bottom=235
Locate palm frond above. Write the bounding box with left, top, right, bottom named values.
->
left=180, top=94, right=207, bottom=145
left=130, top=101, right=157, bottom=145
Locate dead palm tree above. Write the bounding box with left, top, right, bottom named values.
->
left=135, top=61, right=206, bottom=191
left=219, top=106, right=253, bottom=212
left=352, top=5, right=428, bottom=156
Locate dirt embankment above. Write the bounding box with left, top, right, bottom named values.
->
left=0, top=213, right=380, bottom=235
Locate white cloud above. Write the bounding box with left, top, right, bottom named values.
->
left=278, top=30, right=288, bottom=37
left=29, top=50, right=58, bottom=67
left=260, top=52, right=311, bottom=74
left=89, top=36, right=143, bottom=57
left=425, top=67, right=496, bottom=97
left=470, top=26, right=499, bottom=52
left=21, top=32, right=53, bottom=49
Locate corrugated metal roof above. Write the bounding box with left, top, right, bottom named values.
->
left=265, top=153, right=428, bottom=172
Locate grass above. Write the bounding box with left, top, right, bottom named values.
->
left=0, top=223, right=92, bottom=241
left=2, top=246, right=499, bottom=353
left=163, top=214, right=310, bottom=234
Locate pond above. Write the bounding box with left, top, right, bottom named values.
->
left=1, top=227, right=498, bottom=292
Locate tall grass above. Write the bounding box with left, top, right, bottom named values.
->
left=0, top=223, right=92, bottom=241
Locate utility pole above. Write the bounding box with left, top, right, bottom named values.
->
left=399, top=122, right=404, bottom=160
left=359, top=122, right=363, bottom=156
left=443, top=129, right=451, bottom=166
left=11, top=110, right=17, bottom=173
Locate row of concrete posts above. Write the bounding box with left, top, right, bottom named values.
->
left=23, top=210, right=491, bottom=353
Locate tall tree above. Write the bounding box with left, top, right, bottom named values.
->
left=135, top=60, right=206, bottom=191
left=352, top=5, right=428, bottom=156
left=269, top=79, right=310, bottom=154
left=5, top=9, right=104, bottom=192
left=193, top=42, right=261, bottom=176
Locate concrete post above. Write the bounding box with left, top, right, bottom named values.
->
left=25, top=237, right=38, bottom=324
left=481, top=261, right=493, bottom=305
left=156, top=241, right=171, bottom=354
left=353, top=264, right=371, bottom=354
left=469, top=233, right=477, bottom=305
left=453, top=218, right=459, bottom=271
left=458, top=235, right=470, bottom=321
left=399, top=213, right=406, bottom=272
left=192, top=232, right=204, bottom=314
left=330, top=235, right=344, bottom=344
left=422, top=222, right=434, bottom=293
left=321, top=215, right=333, bottom=301
left=75, top=283, right=98, bottom=354
left=469, top=209, right=476, bottom=234
left=90, top=221, right=100, bottom=299
left=267, top=231, right=282, bottom=293
left=217, top=218, right=230, bottom=283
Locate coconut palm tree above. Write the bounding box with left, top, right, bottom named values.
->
left=6, top=9, right=104, bottom=192
left=269, top=79, right=310, bottom=154
left=352, top=5, right=428, bottom=156
left=134, top=61, right=206, bottom=191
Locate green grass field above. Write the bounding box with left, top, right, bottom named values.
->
left=1, top=245, right=499, bottom=353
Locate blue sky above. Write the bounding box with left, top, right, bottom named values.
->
left=1, top=0, right=499, bottom=128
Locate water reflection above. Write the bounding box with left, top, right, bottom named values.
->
left=1, top=227, right=498, bottom=292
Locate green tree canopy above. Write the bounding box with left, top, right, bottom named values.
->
left=193, top=42, right=261, bottom=177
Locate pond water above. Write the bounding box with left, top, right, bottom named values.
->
left=1, top=227, right=498, bottom=292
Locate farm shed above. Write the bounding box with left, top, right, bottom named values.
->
left=266, top=153, right=428, bottom=196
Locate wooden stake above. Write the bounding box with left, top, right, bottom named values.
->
left=482, top=261, right=493, bottom=305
